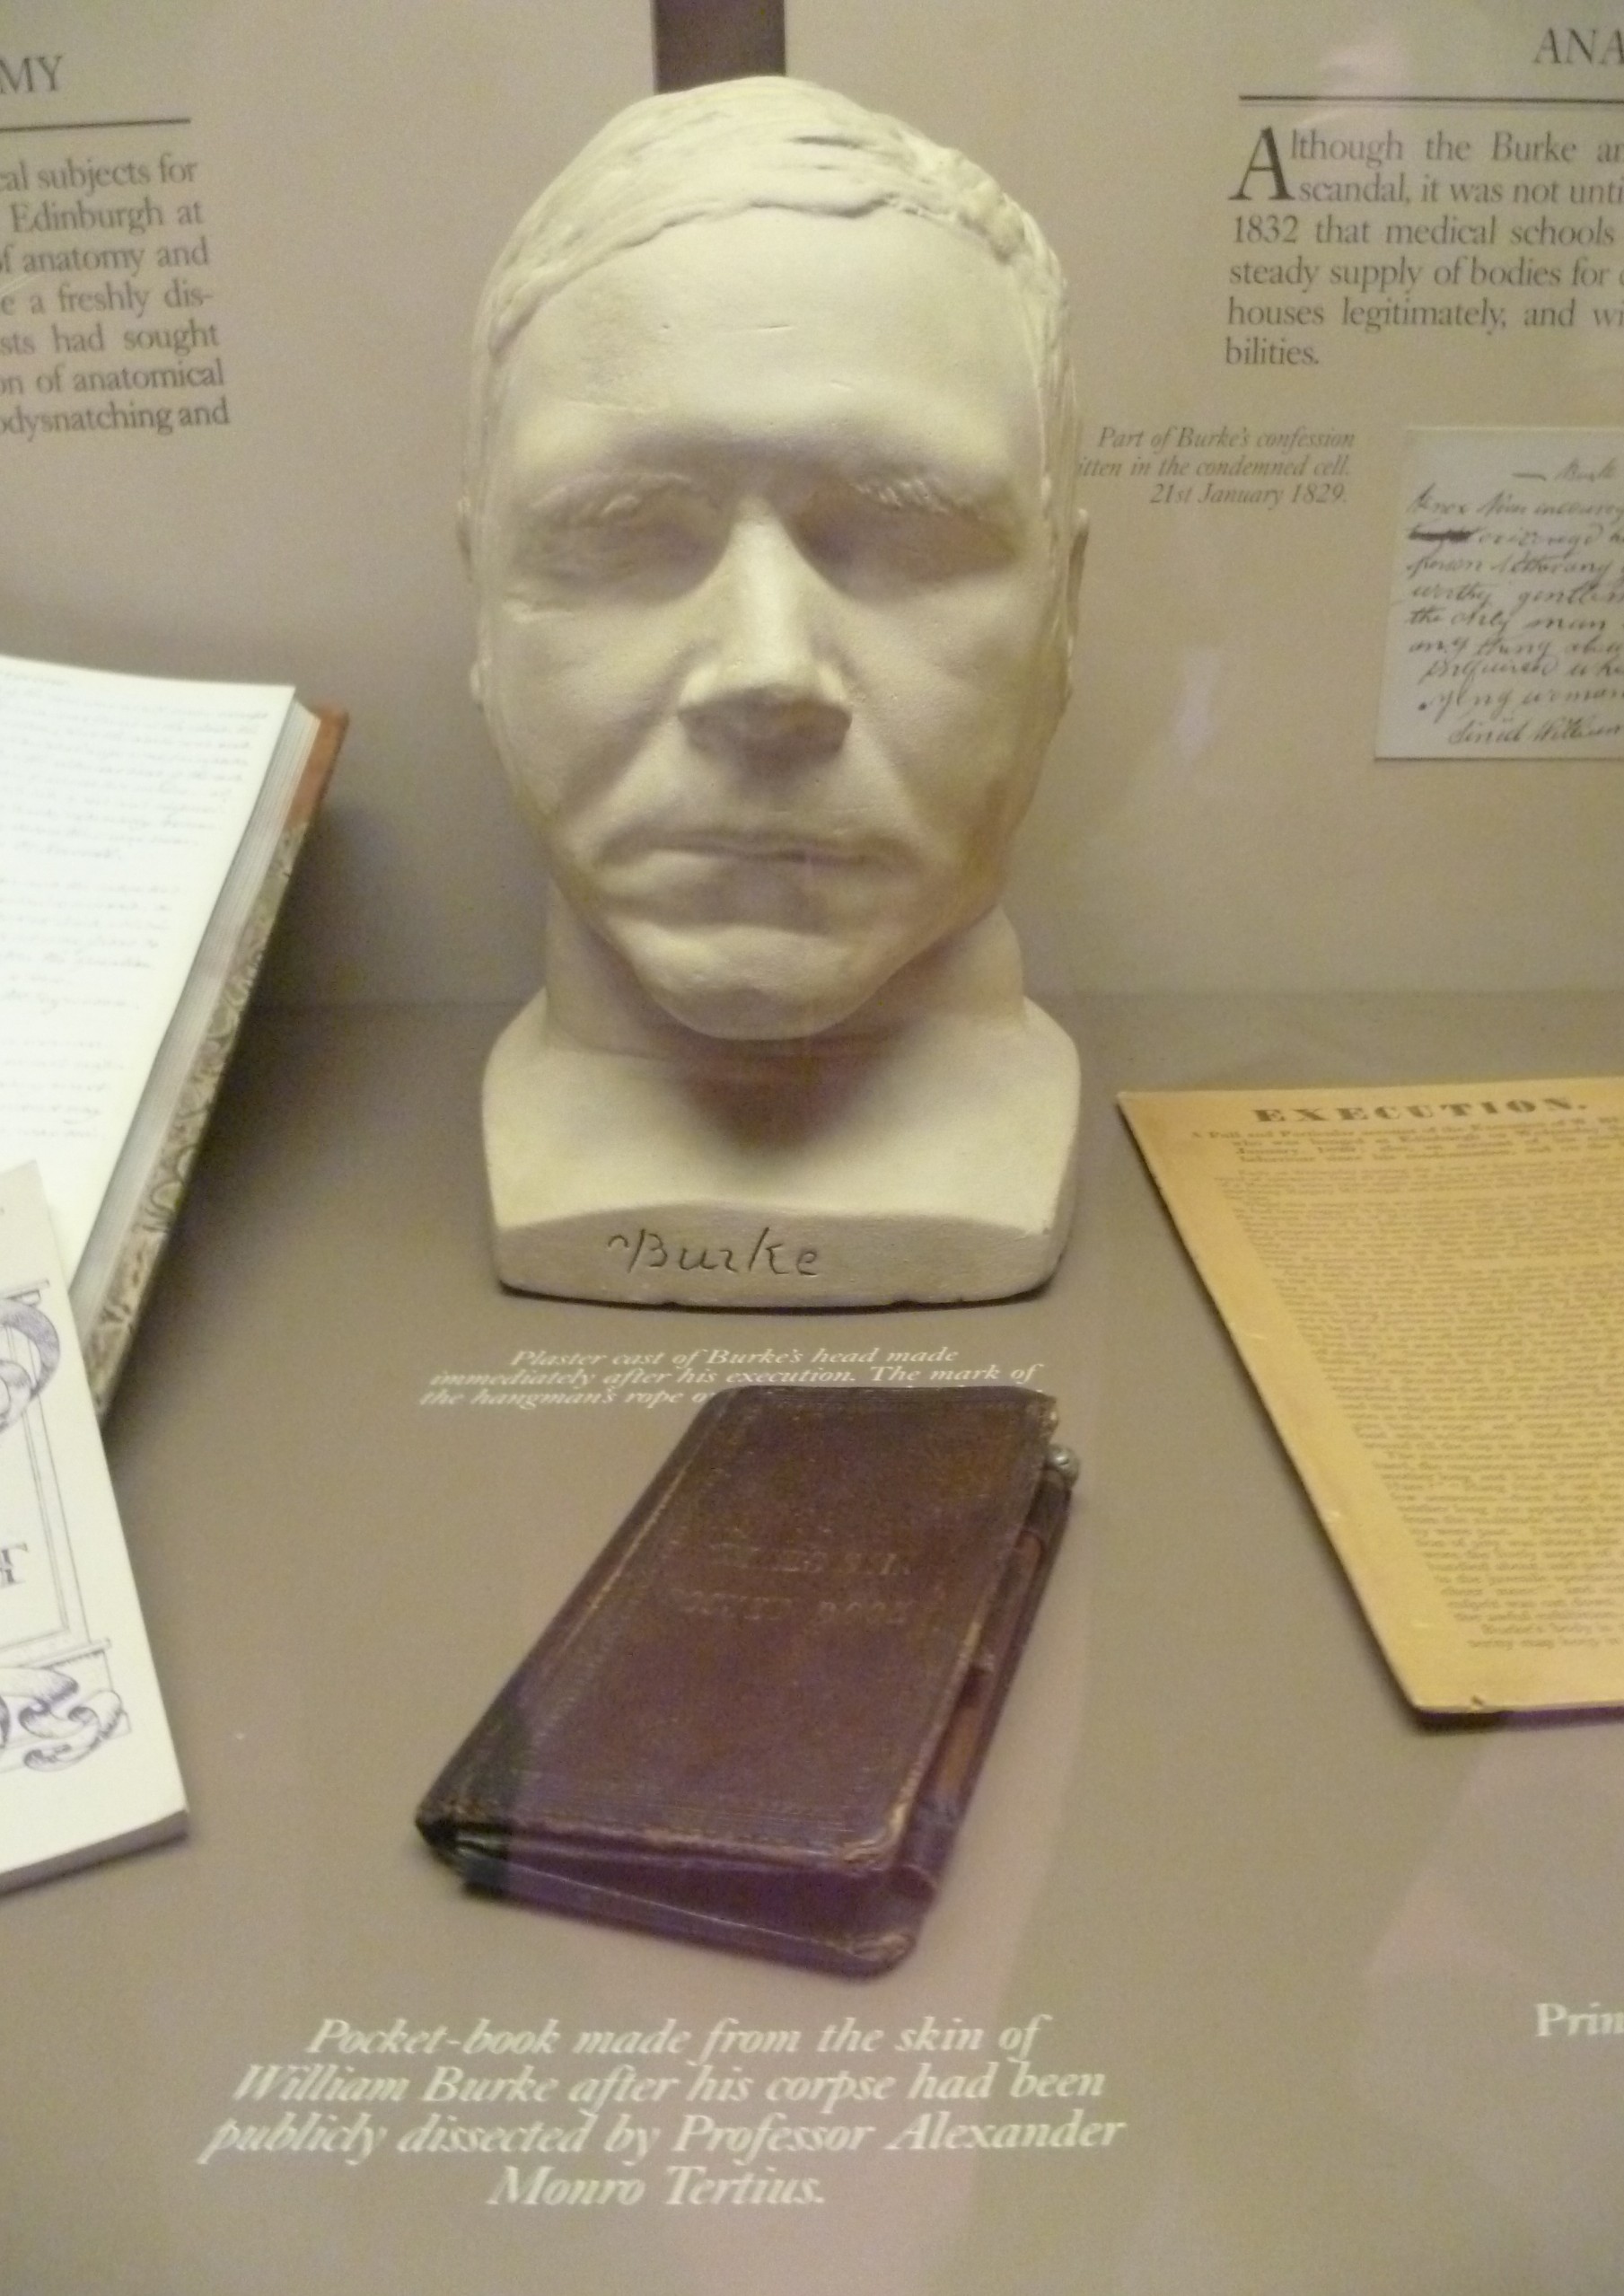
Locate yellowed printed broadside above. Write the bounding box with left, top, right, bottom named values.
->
left=1119, top=1078, right=1624, bottom=1712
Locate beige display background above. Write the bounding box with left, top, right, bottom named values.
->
left=6, top=992, right=1624, bottom=2296
left=8, top=10, right=1624, bottom=2290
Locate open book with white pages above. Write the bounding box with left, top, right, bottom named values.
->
left=0, top=652, right=343, bottom=1408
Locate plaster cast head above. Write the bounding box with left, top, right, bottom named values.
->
left=463, top=77, right=1085, bottom=1044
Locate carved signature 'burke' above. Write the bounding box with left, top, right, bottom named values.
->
left=606, top=1225, right=821, bottom=1279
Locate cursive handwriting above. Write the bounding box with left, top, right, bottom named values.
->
left=606, top=1225, right=821, bottom=1279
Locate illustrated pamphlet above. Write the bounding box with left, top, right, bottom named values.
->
left=0, top=1161, right=185, bottom=1889
left=1119, top=1078, right=1624, bottom=1712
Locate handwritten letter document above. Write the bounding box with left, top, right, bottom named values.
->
left=1378, top=428, right=1624, bottom=760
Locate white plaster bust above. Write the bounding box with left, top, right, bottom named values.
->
left=463, top=76, right=1087, bottom=1306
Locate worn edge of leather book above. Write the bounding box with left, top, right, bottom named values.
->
left=416, top=1384, right=1078, bottom=1975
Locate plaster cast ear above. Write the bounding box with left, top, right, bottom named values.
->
left=1049, top=509, right=1089, bottom=701
left=1067, top=508, right=1089, bottom=623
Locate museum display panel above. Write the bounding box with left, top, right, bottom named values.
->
left=5, top=1, right=1624, bottom=2289
left=793, top=0, right=1624, bottom=998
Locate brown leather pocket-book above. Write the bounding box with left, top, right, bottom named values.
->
left=416, top=1384, right=1076, bottom=1975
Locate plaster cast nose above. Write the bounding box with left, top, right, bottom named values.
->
left=679, top=512, right=852, bottom=764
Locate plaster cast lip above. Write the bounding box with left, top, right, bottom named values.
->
left=619, top=828, right=893, bottom=868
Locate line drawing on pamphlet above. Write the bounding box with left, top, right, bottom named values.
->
left=0, top=1288, right=124, bottom=1769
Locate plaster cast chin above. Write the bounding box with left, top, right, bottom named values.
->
left=467, top=78, right=1086, bottom=1306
